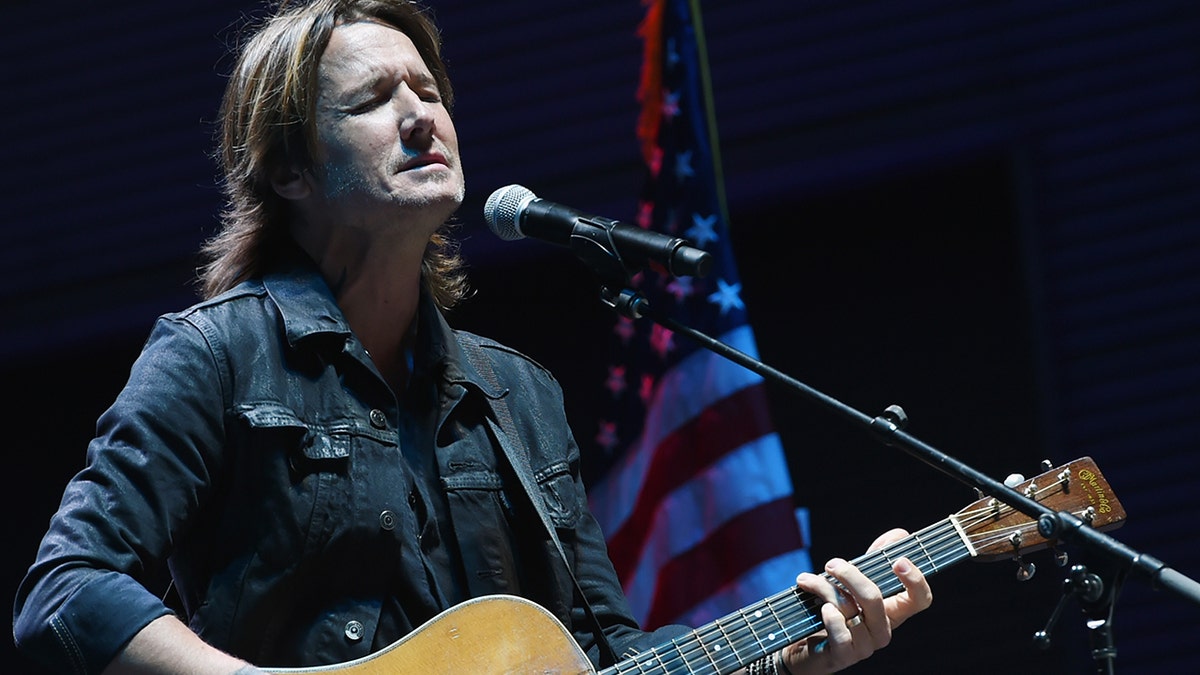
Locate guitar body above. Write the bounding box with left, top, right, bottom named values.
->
left=269, top=595, right=595, bottom=674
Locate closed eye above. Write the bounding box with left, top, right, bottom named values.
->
left=347, top=95, right=387, bottom=114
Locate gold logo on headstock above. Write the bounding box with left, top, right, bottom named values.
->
left=1078, top=468, right=1111, bottom=514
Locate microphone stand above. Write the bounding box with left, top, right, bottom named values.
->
left=596, top=282, right=1200, bottom=671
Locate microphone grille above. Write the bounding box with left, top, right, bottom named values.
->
left=484, top=184, right=536, bottom=240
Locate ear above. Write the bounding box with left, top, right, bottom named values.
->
left=270, top=164, right=312, bottom=201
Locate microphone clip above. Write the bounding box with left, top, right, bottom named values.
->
left=567, top=216, right=642, bottom=287
left=600, top=286, right=650, bottom=320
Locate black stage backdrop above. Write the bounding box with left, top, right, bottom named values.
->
left=4, top=1, right=1199, bottom=673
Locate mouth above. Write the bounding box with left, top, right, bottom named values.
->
left=398, top=152, right=449, bottom=172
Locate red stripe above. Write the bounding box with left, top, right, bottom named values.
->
left=636, top=0, right=666, bottom=167
left=604, top=382, right=777, bottom=582
left=643, top=496, right=805, bottom=628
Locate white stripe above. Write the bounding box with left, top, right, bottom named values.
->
left=589, top=325, right=764, bottom=535
left=673, top=508, right=812, bottom=626
left=672, top=547, right=815, bottom=629
left=621, top=434, right=792, bottom=623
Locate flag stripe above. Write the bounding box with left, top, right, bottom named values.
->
left=645, top=496, right=807, bottom=628
left=674, top=510, right=813, bottom=627
left=588, top=324, right=764, bottom=532
left=620, top=432, right=797, bottom=624
left=603, top=382, right=778, bottom=581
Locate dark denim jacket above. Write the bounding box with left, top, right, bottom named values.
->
left=14, top=260, right=682, bottom=674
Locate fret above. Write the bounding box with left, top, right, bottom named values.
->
left=628, top=648, right=657, bottom=672
left=912, top=526, right=940, bottom=573
left=696, top=629, right=720, bottom=672
left=878, top=546, right=893, bottom=567
left=736, top=605, right=773, bottom=656
left=763, top=594, right=798, bottom=646
left=678, top=629, right=716, bottom=673
left=926, top=519, right=973, bottom=571
left=711, top=618, right=742, bottom=671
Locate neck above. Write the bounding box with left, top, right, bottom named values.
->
left=338, top=268, right=423, bottom=393
left=292, top=226, right=428, bottom=392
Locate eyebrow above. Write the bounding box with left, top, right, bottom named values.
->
left=339, top=68, right=438, bottom=98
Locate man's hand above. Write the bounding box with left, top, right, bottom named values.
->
left=779, top=528, right=933, bottom=674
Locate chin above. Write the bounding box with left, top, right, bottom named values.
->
left=398, top=187, right=464, bottom=222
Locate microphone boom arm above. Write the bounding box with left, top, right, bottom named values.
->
left=598, top=283, right=1200, bottom=613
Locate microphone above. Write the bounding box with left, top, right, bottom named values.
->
left=483, top=184, right=712, bottom=280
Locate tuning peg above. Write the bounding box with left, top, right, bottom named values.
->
left=1015, top=556, right=1036, bottom=581
left=1004, top=473, right=1026, bottom=488
left=1051, top=546, right=1069, bottom=567
left=1041, top=459, right=1053, bottom=471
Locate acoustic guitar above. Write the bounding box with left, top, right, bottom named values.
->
left=271, top=456, right=1125, bottom=674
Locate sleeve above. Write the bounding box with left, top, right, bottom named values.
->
left=567, top=457, right=692, bottom=667
left=12, top=315, right=229, bottom=675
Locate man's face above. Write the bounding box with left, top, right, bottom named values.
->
left=306, top=20, right=464, bottom=232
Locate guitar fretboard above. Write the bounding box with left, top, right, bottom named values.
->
left=600, top=518, right=971, bottom=675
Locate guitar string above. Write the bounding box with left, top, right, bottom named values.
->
left=612, top=515, right=1021, bottom=675
left=611, top=509, right=1028, bottom=674
left=605, top=478, right=1076, bottom=675
left=608, top=518, right=968, bottom=674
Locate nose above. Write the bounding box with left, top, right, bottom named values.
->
left=397, top=88, right=437, bottom=144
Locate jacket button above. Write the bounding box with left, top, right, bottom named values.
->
left=344, top=620, right=364, bottom=642
left=379, top=510, right=396, bottom=531
left=369, top=409, right=388, bottom=429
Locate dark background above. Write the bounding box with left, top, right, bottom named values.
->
left=4, top=1, right=1199, bottom=673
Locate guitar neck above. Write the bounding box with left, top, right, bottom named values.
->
left=600, top=518, right=971, bottom=675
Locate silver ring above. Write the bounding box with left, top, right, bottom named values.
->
left=846, top=614, right=863, bottom=628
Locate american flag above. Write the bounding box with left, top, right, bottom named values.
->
left=584, top=0, right=812, bottom=629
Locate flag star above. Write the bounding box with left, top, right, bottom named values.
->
left=605, top=365, right=627, bottom=397
left=639, top=374, right=656, bottom=404
left=647, top=145, right=664, bottom=178
left=662, top=208, right=680, bottom=234
left=613, top=316, right=636, bottom=344
left=661, top=90, right=680, bottom=119
left=595, top=421, right=619, bottom=452
left=666, top=37, right=681, bottom=68
left=685, top=212, right=719, bottom=248
left=650, top=323, right=674, bottom=359
left=707, top=278, right=745, bottom=315
left=637, top=200, right=655, bottom=228
left=666, top=276, right=694, bottom=301
left=674, top=150, right=694, bottom=181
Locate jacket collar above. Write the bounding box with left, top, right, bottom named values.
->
left=260, top=253, right=503, bottom=400
left=419, top=290, right=506, bottom=401
left=261, top=255, right=353, bottom=349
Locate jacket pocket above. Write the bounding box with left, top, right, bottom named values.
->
left=236, top=402, right=351, bottom=474
left=232, top=402, right=351, bottom=566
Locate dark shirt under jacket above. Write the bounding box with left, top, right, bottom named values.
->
left=14, top=254, right=685, bottom=674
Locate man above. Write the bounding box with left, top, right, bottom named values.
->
left=13, top=1, right=932, bottom=673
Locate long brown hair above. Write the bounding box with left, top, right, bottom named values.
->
left=198, top=0, right=468, bottom=308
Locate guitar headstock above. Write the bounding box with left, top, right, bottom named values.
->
left=954, top=456, right=1126, bottom=562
